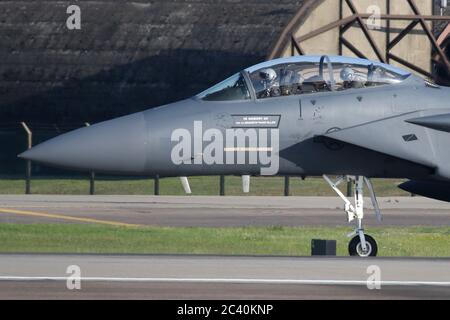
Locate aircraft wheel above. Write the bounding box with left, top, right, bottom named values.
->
left=348, top=234, right=378, bottom=257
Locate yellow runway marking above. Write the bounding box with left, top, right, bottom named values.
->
left=0, top=208, right=141, bottom=228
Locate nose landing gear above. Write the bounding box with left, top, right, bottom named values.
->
left=323, top=175, right=382, bottom=257
left=349, top=233, right=378, bottom=257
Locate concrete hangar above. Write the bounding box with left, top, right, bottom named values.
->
left=0, top=0, right=449, bottom=173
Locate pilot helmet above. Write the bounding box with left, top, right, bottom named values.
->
left=340, top=67, right=355, bottom=82
left=259, top=68, right=277, bottom=82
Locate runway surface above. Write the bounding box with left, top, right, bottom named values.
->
left=0, top=195, right=450, bottom=227
left=0, top=254, right=449, bottom=299
left=1, top=196, right=449, bottom=299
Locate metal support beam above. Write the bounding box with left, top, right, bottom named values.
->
left=345, top=0, right=385, bottom=62
left=295, top=15, right=357, bottom=44
left=386, top=0, right=391, bottom=63
left=283, top=1, right=450, bottom=82
left=388, top=53, right=434, bottom=78
left=284, top=176, right=290, bottom=197
left=291, top=36, right=305, bottom=55
left=339, top=0, right=344, bottom=56
left=295, top=13, right=450, bottom=46
left=387, top=20, right=420, bottom=50
left=341, top=37, right=368, bottom=59
left=89, top=172, right=95, bottom=195
left=85, top=122, right=95, bottom=195
left=361, top=14, right=450, bottom=21
left=20, top=122, right=32, bottom=195
left=154, top=175, right=160, bottom=195
left=219, top=175, right=225, bottom=196
left=407, top=0, right=450, bottom=71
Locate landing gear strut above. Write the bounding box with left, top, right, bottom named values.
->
left=323, top=175, right=382, bottom=257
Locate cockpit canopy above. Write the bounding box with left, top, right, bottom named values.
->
left=196, top=55, right=412, bottom=101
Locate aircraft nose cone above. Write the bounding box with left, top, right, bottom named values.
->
left=19, top=112, right=148, bottom=174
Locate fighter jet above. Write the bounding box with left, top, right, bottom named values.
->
left=20, top=55, right=450, bottom=257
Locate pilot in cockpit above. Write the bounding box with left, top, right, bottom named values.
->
left=340, top=66, right=365, bottom=89
left=258, top=68, right=281, bottom=98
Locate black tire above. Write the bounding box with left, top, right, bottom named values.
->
left=348, top=234, right=378, bottom=257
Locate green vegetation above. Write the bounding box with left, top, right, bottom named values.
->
left=0, top=175, right=410, bottom=196
left=1, top=224, right=449, bottom=257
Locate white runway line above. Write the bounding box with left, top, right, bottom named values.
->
left=1, top=276, right=450, bottom=287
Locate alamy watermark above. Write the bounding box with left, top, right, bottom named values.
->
left=366, top=265, right=381, bottom=290
left=66, top=5, right=81, bottom=30
left=66, top=265, right=81, bottom=290
left=171, top=121, right=280, bottom=175
left=366, top=5, right=381, bottom=30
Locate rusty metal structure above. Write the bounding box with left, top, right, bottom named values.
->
left=269, top=0, right=450, bottom=81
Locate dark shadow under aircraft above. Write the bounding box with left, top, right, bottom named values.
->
left=20, top=55, right=450, bottom=257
